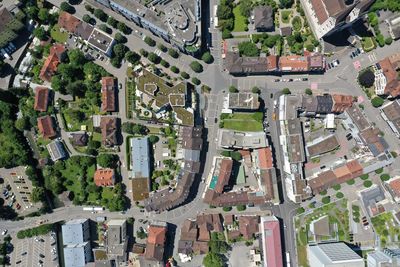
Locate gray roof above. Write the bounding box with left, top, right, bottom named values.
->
left=87, top=28, right=114, bottom=54
left=183, top=149, right=200, bottom=162
left=316, top=95, right=333, bottom=114
left=218, top=129, right=268, bottom=149
left=254, top=6, right=274, bottom=30
left=46, top=140, right=67, bottom=162
left=225, top=52, right=270, bottom=74
left=308, top=242, right=363, bottom=265
left=64, top=242, right=92, bottom=267
left=131, top=137, right=150, bottom=178
left=62, top=219, right=89, bottom=245
left=107, top=219, right=127, bottom=256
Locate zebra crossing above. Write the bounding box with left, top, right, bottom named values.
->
left=154, top=48, right=162, bottom=56
left=368, top=52, right=377, bottom=62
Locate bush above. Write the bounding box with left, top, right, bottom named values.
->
left=157, top=44, right=167, bottom=52
left=385, top=37, right=393, bottom=45
left=380, top=173, right=390, bottom=182
left=358, top=69, right=375, bottom=88
left=375, top=168, right=383, bottom=174
left=60, top=2, right=75, bottom=13
left=363, top=180, right=373, bottom=188
left=144, top=36, right=156, bottom=47
left=170, top=66, right=179, bottom=73
left=148, top=52, right=160, bottom=64
left=292, top=16, right=302, bottom=31
left=319, top=190, right=327, bottom=196
left=160, top=60, right=169, bottom=68
left=191, top=77, right=201, bottom=85
left=190, top=61, right=203, bottom=73
left=282, top=88, right=291, bottom=95
left=297, top=207, right=305, bottom=214
left=229, top=85, right=238, bottom=93
left=391, top=151, right=398, bottom=158
left=321, top=196, right=331, bottom=204
left=202, top=52, right=214, bottom=64
left=305, top=88, right=312, bottom=95
left=360, top=174, right=369, bottom=180
left=346, top=179, right=355, bottom=185
left=222, top=206, right=232, bottom=212
left=238, top=41, right=259, bottom=57
left=236, top=205, right=246, bottom=211
left=371, top=96, right=384, bottom=108
left=252, top=86, right=260, bottom=94
left=168, top=48, right=179, bottom=58
left=94, top=8, right=108, bottom=22
left=332, top=184, right=341, bottom=191
left=139, top=49, right=148, bottom=57
left=376, top=33, right=385, bottom=47
left=17, top=224, right=54, bottom=239
left=181, top=72, right=190, bottom=79
left=336, top=192, right=344, bottom=199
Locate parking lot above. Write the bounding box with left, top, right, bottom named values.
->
left=12, top=232, right=58, bottom=267
left=0, top=167, right=40, bottom=214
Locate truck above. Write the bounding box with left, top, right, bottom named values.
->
left=83, top=206, right=104, bottom=212
left=286, top=252, right=291, bottom=267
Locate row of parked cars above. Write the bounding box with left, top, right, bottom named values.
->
left=274, top=77, right=308, bottom=82
left=350, top=47, right=364, bottom=59
left=0, top=42, right=17, bottom=60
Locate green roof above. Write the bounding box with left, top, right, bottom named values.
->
left=236, top=165, right=246, bottom=184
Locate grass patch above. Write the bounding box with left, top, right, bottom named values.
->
left=221, top=112, right=263, bottom=132
left=233, top=5, right=247, bottom=32
left=126, top=79, right=136, bottom=119
left=281, top=10, right=292, bottom=23
left=50, top=25, right=68, bottom=43
left=362, top=37, right=376, bottom=52
left=371, top=212, right=400, bottom=247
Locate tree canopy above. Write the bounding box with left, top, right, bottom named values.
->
left=238, top=41, right=259, bottom=57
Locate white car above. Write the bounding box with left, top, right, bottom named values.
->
left=1, top=229, right=7, bottom=235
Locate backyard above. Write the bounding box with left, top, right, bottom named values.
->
left=50, top=25, right=68, bottom=43
left=220, top=112, right=263, bottom=132
left=371, top=212, right=400, bottom=247
left=233, top=5, right=248, bottom=32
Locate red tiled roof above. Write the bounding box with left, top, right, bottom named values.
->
left=333, top=164, right=352, bottom=183
left=310, top=0, right=329, bottom=24
left=147, top=225, right=167, bottom=245
left=239, top=216, right=259, bottom=240
left=37, top=115, right=56, bottom=139
left=263, top=219, right=283, bottom=267
left=279, top=55, right=309, bottom=72
left=331, top=94, right=354, bottom=113
left=93, top=168, right=115, bottom=187
left=346, top=160, right=363, bottom=178
left=389, top=178, right=400, bottom=198
left=101, top=77, right=116, bottom=112
left=257, top=147, right=273, bottom=169
left=266, top=55, right=278, bottom=71
left=215, top=159, right=233, bottom=194
left=58, top=11, right=81, bottom=32
left=34, top=86, right=50, bottom=112
left=39, top=44, right=65, bottom=82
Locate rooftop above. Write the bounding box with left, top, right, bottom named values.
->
left=218, top=129, right=267, bottom=149
left=308, top=242, right=364, bottom=264
left=254, top=5, right=274, bottom=30
left=94, top=168, right=115, bottom=187
left=261, top=216, right=283, bottom=267
left=100, top=116, right=118, bottom=147
left=228, top=93, right=260, bottom=110
left=306, top=134, right=340, bottom=158
left=86, top=28, right=114, bottom=54
left=38, top=115, right=56, bottom=139
left=34, top=86, right=50, bottom=112
left=131, top=178, right=149, bottom=201
left=130, top=137, right=150, bottom=178
left=101, top=77, right=116, bottom=112
left=346, top=105, right=370, bottom=131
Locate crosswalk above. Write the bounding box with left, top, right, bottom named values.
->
left=154, top=49, right=162, bottom=56
left=368, top=52, right=377, bottom=62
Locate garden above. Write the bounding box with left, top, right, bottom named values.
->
left=219, top=112, right=263, bottom=132
left=371, top=212, right=400, bottom=247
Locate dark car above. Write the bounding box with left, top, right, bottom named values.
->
left=39, top=254, right=45, bottom=258
left=214, top=118, right=218, bottom=123
left=21, top=251, right=27, bottom=256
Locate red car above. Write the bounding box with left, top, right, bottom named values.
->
left=16, top=203, right=21, bottom=210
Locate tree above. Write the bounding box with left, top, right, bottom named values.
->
left=282, top=88, right=291, bottom=95
left=117, top=22, right=130, bottom=34
left=239, top=0, right=253, bottom=17
left=157, top=43, right=167, bottom=52
left=136, top=229, right=147, bottom=239
left=170, top=66, right=179, bottom=73
left=297, top=207, right=305, bottom=214
left=222, top=29, right=233, bottom=39
left=321, top=196, right=331, bottom=204
left=139, top=49, right=148, bottom=57
left=238, top=41, right=259, bottom=57
left=15, top=117, right=30, bottom=131
left=31, top=187, right=45, bottom=203
left=305, top=88, right=312, bottom=95
left=107, top=17, right=118, bottom=28
left=358, top=69, right=375, bottom=87
left=181, top=72, right=189, bottom=79
left=191, top=77, right=201, bottom=85
left=38, top=8, right=50, bottom=23
left=336, top=192, right=344, bottom=199
left=160, top=60, right=169, bottom=68
left=94, top=8, right=108, bottom=22
left=237, top=204, right=246, bottom=211
left=33, top=27, right=48, bottom=41
left=66, top=81, right=86, bottom=97
left=371, top=96, right=384, bottom=108
left=252, top=86, right=260, bottom=94
left=99, top=24, right=112, bottom=34
left=114, top=32, right=127, bottom=44
left=68, top=49, right=87, bottom=66
left=97, top=153, right=119, bottom=168
left=222, top=206, right=232, bottom=212
left=82, top=14, right=92, bottom=24
left=60, top=2, right=74, bottom=13
left=279, top=0, right=294, bottom=8
left=202, top=51, right=214, bottom=64
left=122, top=122, right=148, bottom=135
left=376, top=33, right=385, bottom=47
left=168, top=48, right=179, bottom=58
left=113, top=44, right=128, bottom=59
left=144, top=36, right=156, bottom=47
left=148, top=52, right=160, bottom=64
left=363, top=180, right=373, bottom=188
left=148, top=135, right=159, bottom=144
left=332, top=184, right=341, bottom=191
left=306, top=44, right=315, bottom=52
left=85, top=4, right=94, bottom=13
left=380, top=173, right=390, bottom=182
left=190, top=61, right=203, bottom=73
left=229, top=85, right=238, bottom=93
left=385, top=37, right=393, bottom=45
left=125, top=51, right=140, bottom=65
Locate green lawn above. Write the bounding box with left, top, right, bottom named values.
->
left=221, top=113, right=263, bottom=132
left=50, top=25, right=68, bottom=43
left=281, top=10, right=292, bottom=24
left=233, top=6, right=247, bottom=32
left=362, top=37, right=376, bottom=52
left=371, top=212, right=400, bottom=246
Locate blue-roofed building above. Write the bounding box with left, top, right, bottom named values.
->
left=62, top=219, right=92, bottom=267
left=130, top=137, right=150, bottom=178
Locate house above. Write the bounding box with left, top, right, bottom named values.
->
left=100, top=116, right=119, bottom=147
left=34, top=86, right=50, bottom=112
left=87, top=28, right=115, bottom=57
left=62, top=219, right=92, bottom=267
left=218, top=130, right=268, bottom=149
left=130, top=137, right=150, bottom=178
left=386, top=176, right=400, bottom=203
left=381, top=99, right=400, bottom=138
left=101, top=77, right=116, bottom=112
left=70, top=132, right=89, bottom=147
left=307, top=242, right=364, bottom=267
left=375, top=53, right=400, bottom=97
left=239, top=216, right=259, bottom=240
left=47, top=140, right=67, bottom=162
left=145, top=221, right=167, bottom=263
left=280, top=26, right=292, bottom=36
left=214, top=159, right=233, bottom=194
left=180, top=219, right=198, bottom=241
left=0, top=7, right=24, bottom=49
left=39, top=44, right=66, bottom=82
left=308, top=170, right=337, bottom=194
left=106, top=219, right=128, bottom=264
left=224, top=52, right=272, bottom=75
left=253, top=6, right=274, bottom=32
left=37, top=115, right=56, bottom=139
left=300, top=0, right=374, bottom=39
left=309, top=215, right=332, bottom=240
left=306, top=134, right=340, bottom=158
left=260, top=216, right=283, bottom=267
left=388, top=16, right=400, bottom=40
left=93, top=168, right=115, bottom=187
left=331, top=94, right=354, bottom=113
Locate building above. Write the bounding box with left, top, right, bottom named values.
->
left=145, top=221, right=167, bottom=263
left=46, top=140, right=67, bottom=162
left=0, top=7, right=24, bottom=49
left=70, top=132, right=89, bottom=147
left=254, top=6, right=274, bottom=32
left=218, top=130, right=268, bottom=149
left=367, top=248, right=400, bottom=267
left=386, top=176, right=400, bottom=203
left=37, top=115, right=56, bottom=139
left=93, top=168, right=115, bottom=187
left=300, top=0, right=374, bottom=40
left=106, top=219, right=128, bottom=263
left=39, top=44, right=66, bottom=82
left=306, top=134, right=340, bottom=158
left=308, top=242, right=364, bottom=267
left=280, top=26, right=292, bottom=36
left=58, top=11, right=115, bottom=56
left=90, top=0, right=202, bottom=55
left=101, top=77, right=116, bottom=112
left=375, top=53, right=400, bottom=98
left=388, top=16, right=400, bottom=40
left=136, top=70, right=194, bottom=125
left=62, top=219, right=92, bottom=267
left=34, top=86, right=50, bottom=112
left=100, top=116, right=119, bottom=147
left=331, top=94, right=354, bottom=113
left=130, top=137, right=150, bottom=200
left=227, top=93, right=260, bottom=111
left=380, top=99, right=400, bottom=137
left=260, top=216, right=283, bottom=267
left=239, top=216, right=259, bottom=240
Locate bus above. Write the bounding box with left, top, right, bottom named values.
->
left=286, top=252, right=291, bottom=267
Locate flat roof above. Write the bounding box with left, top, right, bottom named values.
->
left=306, top=134, right=340, bottom=158
left=130, top=137, right=150, bottom=178
left=218, top=129, right=267, bottom=149
left=288, top=135, right=305, bottom=163
left=261, top=216, right=283, bottom=267
left=346, top=105, right=370, bottom=131
left=308, top=242, right=363, bottom=264
left=87, top=28, right=114, bottom=54
left=228, top=93, right=260, bottom=110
